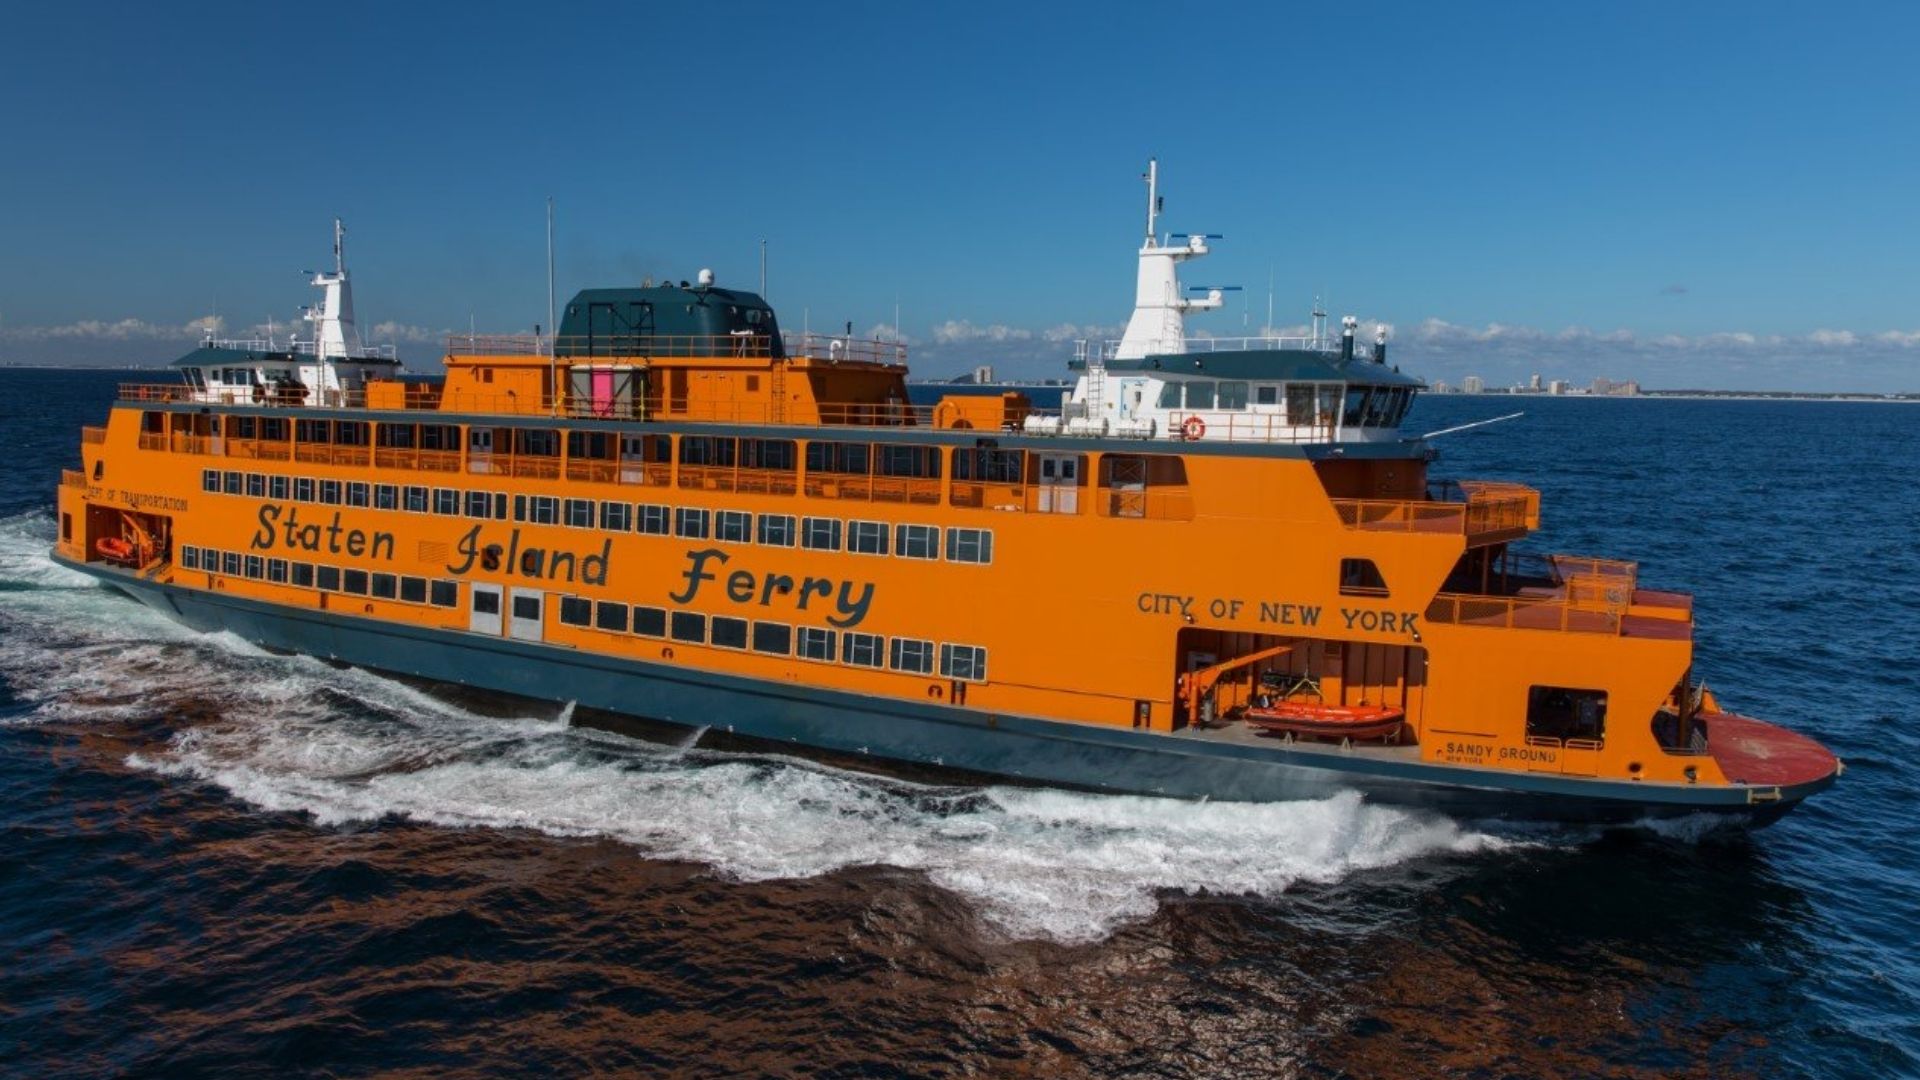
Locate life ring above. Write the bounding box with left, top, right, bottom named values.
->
left=96, top=536, right=136, bottom=562
left=1181, top=415, right=1207, bottom=440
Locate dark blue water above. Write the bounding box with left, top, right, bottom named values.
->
left=2, top=370, right=1916, bottom=1077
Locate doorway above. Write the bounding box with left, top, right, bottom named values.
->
left=1036, top=453, right=1081, bottom=514
left=470, top=582, right=503, bottom=635
left=509, top=588, right=545, bottom=642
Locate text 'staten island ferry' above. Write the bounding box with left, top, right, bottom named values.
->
left=54, top=165, right=1841, bottom=824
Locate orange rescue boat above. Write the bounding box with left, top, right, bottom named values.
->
left=1244, top=701, right=1406, bottom=742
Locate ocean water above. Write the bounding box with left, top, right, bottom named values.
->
left=1, top=369, right=1916, bottom=1077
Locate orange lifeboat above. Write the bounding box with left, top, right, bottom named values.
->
left=95, top=536, right=137, bottom=563
left=1245, top=701, right=1405, bottom=742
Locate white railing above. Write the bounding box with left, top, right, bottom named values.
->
left=1076, top=335, right=1346, bottom=363
left=199, top=337, right=398, bottom=360
left=289, top=340, right=398, bottom=360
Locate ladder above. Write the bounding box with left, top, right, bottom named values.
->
left=1084, top=359, right=1107, bottom=418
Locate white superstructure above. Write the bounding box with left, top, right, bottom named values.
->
left=181, top=219, right=399, bottom=406
left=1029, top=161, right=1417, bottom=445
left=1113, top=159, right=1226, bottom=361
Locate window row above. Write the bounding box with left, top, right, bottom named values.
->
left=178, top=544, right=460, bottom=607
left=198, top=469, right=993, bottom=564
left=573, top=503, right=991, bottom=564
left=552, top=595, right=988, bottom=680
left=202, top=468, right=479, bottom=515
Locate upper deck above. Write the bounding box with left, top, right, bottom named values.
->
left=132, top=331, right=1433, bottom=455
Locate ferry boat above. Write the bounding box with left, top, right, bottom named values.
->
left=52, top=170, right=1841, bottom=825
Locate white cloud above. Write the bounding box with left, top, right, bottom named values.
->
left=894, top=311, right=1920, bottom=387
left=5, top=305, right=1917, bottom=391
left=931, top=319, right=1033, bottom=344
left=368, top=320, right=445, bottom=344
left=1040, top=322, right=1123, bottom=343
left=0, top=315, right=220, bottom=341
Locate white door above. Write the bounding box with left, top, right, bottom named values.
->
left=1036, top=454, right=1079, bottom=514
left=468, top=428, right=495, bottom=474
left=470, top=582, right=503, bottom=635
left=509, top=588, right=545, bottom=642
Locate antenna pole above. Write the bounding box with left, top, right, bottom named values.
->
left=1266, top=265, right=1274, bottom=335
left=546, top=196, right=557, bottom=415
left=334, top=218, right=344, bottom=275
left=760, top=238, right=767, bottom=297
left=1143, top=157, right=1159, bottom=243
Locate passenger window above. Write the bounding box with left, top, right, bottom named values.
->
left=1186, top=382, right=1216, bottom=409
left=1217, top=382, right=1248, bottom=409
left=1526, top=687, right=1607, bottom=743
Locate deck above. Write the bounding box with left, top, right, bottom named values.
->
left=1173, top=718, right=1425, bottom=763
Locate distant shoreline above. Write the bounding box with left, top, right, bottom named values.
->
left=907, top=378, right=1919, bottom=403
left=3, top=365, right=1912, bottom=402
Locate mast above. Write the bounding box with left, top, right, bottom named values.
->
left=1144, top=157, right=1159, bottom=243
left=308, top=217, right=361, bottom=362
left=547, top=196, right=557, bottom=416
left=1113, top=159, right=1223, bottom=360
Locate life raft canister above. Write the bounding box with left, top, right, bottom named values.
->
left=1181, top=415, right=1206, bottom=440
left=96, top=536, right=136, bottom=562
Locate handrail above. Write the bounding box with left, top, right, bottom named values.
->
left=1425, top=591, right=1624, bottom=635
left=1163, top=411, right=1340, bottom=445
left=198, top=337, right=398, bottom=360
left=1077, top=336, right=1346, bottom=363
left=441, top=332, right=909, bottom=367
left=1331, top=481, right=1539, bottom=538
left=117, top=381, right=1362, bottom=455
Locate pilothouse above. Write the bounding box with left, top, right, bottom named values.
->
left=176, top=218, right=400, bottom=407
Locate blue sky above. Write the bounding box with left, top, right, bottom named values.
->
left=2, top=1, right=1917, bottom=390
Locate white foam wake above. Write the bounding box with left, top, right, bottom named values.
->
left=0, top=509, right=97, bottom=591
left=0, top=510, right=1511, bottom=942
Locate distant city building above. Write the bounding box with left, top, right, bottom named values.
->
left=1431, top=380, right=1452, bottom=394
left=1591, top=377, right=1612, bottom=395
left=1528, top=373, right=1543, bottom=391
left=1549, top=379, right=1569, bottom=395
left=1619, top=380, right=1641, bottom=396
left=973, top=364, right=995, bottom=384
left=1463, top=375, right=1485, bottom=394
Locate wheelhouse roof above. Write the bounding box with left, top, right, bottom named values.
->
left=169, top=344, right=399, bottom=368
left=1072, top=348, right=1424, bottom=389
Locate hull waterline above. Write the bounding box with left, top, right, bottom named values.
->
left=60, top=555, right=1832, bottom=828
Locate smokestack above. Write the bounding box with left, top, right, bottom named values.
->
left=1341, top=315, right=1357, bottom=361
